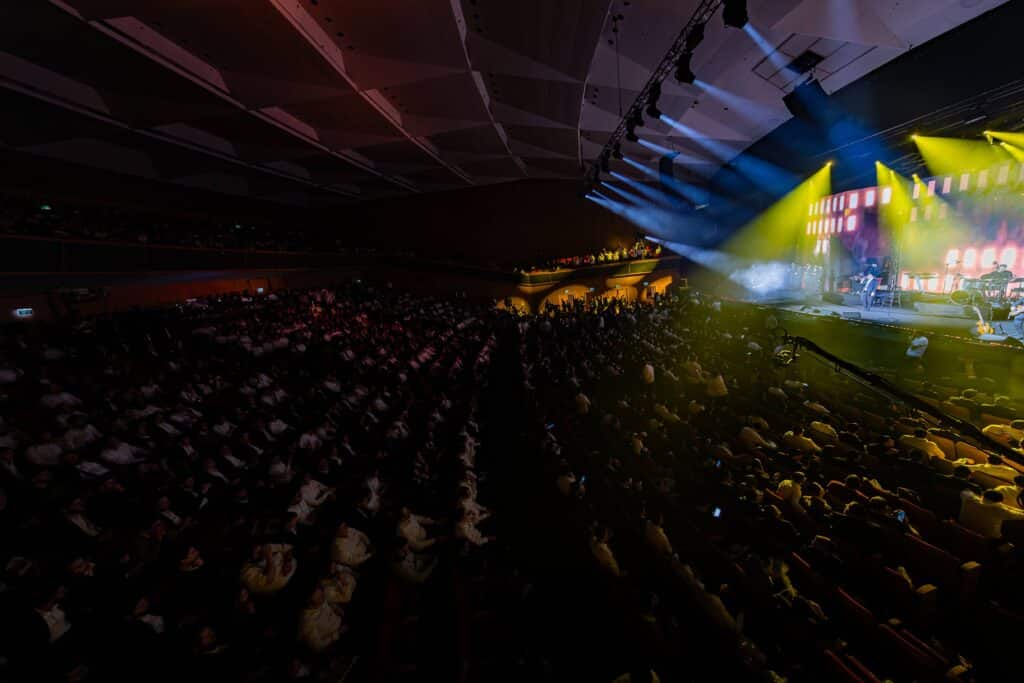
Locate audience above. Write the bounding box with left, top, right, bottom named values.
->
left=0, top=282, right=502, bottom=680
left=518, top=239, right=662, bottom=273
left=0, top=278, right=1021, bottom=682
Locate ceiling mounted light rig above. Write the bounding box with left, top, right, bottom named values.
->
left=587, top=0, right=722, bottom=182
left=723, top=0, right=748, bottom=29
left=645, top=82, right=663, bottom=119
left=674, top=52, right=696, bottom=84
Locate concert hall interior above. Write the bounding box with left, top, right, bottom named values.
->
left=3, top=1, right=1024, bottom=682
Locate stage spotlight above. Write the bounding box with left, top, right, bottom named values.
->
left=685, top=21, right=705, bottom=52
left=629, top=109, right=644, bottom=129
left=600, top=154, right=610, bottom=174
left=612, top=143, right=623, bottom=160
left=625, top=121, right=639, bottom=143
left=910, top=133, right=919, bottom=140
left=645, top=82, right=662, bottom=119
left=825, top=160, right=833, bottom=167
left=674, top=52, right=696, bottom=84
left=723, top=0, right=748, bottom=29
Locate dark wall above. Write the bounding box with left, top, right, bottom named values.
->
left=339, top=179, right=639, bottom=267
left=1, top=148, right=636, bottom=267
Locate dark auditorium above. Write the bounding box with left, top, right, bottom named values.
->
left=3, top=1, right=1024, bottom=681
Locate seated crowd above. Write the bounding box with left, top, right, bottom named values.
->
left=0, top=284, right=509, bottom=681
left=0, top=192, right=378, bottom=255
left=516, top=293, right=1021, bottom=681
left=518, top=240, right=662, bottom=273
left=1, top=280, right=1022, bottom=681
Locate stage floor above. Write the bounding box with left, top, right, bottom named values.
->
left=773, top=300, right=978, bottom=337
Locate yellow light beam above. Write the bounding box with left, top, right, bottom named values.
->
left=999, top=141, right=1024, bottom=163
left=987, top=130, right=1024, bottom=149
left=912, top=134, right=1012, bottom=177
left=724, top=164, right=831, bottom=262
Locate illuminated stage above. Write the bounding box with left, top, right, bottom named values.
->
left=770, top=297, right=1024, bottom=344
left=745, top=297, right=1024, bottom=404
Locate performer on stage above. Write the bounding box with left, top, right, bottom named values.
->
left=860, top=260, right=880, bottom=311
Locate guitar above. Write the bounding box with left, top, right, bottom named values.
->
left=972, top=306, right=994, bottom=335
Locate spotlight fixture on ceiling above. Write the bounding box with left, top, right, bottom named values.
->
left=600, top=154, right=610, bottom=174
left=587, top=1, right=721, bottom=188
left=674, top=52, right=695, bottom=84
left=685, top=21, right=705, bottom=52
left=625, top=121, right=639, bottom=143
left=723, top=0, right=748, bottom=29
left=645, top=82, right=662, bottom=119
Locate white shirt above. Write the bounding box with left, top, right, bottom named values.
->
left=37, top=605, right=71, bottom=643
left=301, top=479, right=330, bottom=507
left=398, top=515, right=431, bottom=549
left=333, top=529, right=372, bottom=566
left=456, top=519, right=487, bottom=545
left=64, top=424, right=102, bottom=450
left=25, top=441, right=63, bottom=466
left=959, top=490, right=1024, bottom=538
left=40, top=392, right=81, bottom=409
left=101, top=442, right=144, bottom=465
left=289, top=498, right=314, bottom=523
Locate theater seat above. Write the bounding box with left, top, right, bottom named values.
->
left=823, top=650, right=867, bottom=683
left=788, top=552, right=828, bottom=599
left=927, top=433, right=957, bottom=460
left=877, top=624, right=946, bottom=680
left=901, top=533, right=962, bottom=589
left=942, top=520, right=990, bottom=563
left=980, top=413, right=1012, bottom=427
left=836, top=587, right=876, bottom=634
left=954, top=441, right=989, bottom=464
left=941, top=401, right=972, bottom=421
left=845, top=654, right=883, bottom=683
left=899, top=497, right=942, bottom=541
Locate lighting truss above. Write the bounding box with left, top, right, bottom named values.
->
left=588, top=0, right=724, bottom=179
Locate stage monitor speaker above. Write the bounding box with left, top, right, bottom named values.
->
left=841, top=312, right=863, bottom=320
left=822, top=292, right=844, bottom=305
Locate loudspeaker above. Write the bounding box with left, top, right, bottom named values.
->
left=783, top=80, right=827, bottom=120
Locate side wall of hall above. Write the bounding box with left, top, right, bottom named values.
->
left=341, top=180, right=639, bottom=267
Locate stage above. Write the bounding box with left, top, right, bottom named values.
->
left=752, top=291, right=1024, bottom=344
left=730, top=293, right=1024, bottom=402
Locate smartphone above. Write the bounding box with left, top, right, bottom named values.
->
left=715, top=459, right=722, bottom=469
left=896, top=510, right=907, bottom=523
left=712, top=507, right=722, bottom=519
left=546, top=423, right=555, bottom=430
left=579, top=475, right=587, bottom=486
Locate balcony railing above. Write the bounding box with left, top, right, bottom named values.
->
left=517, top=256, right=681, bottom=285
left=0, top=233, right=682, bottom=286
